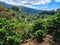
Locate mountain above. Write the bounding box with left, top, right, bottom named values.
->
left=1, top=2, right=40, bottom=14
left=1, top=2, right=55, bottom=14
left=20, top=6, right=55, bottom=14
left=20, top=6, right=40, bottom=14
left=1, top=2, right=13, bottom=8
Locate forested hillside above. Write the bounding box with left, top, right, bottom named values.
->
left=0, top=3, right=60, bottom=45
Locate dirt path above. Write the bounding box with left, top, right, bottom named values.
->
left=21, top=35, right=55, bottom=45
left=39, top=35, right=54, bottom=45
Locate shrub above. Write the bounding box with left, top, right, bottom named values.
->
left=0, top=18, right=20, bottom=45
left=32, top=19, right=44, bottom=32
left=16, top=22, right=30, bottom=40
left=34, top=30, right=45, bottom=43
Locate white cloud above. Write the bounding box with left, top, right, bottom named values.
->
left=55, top=0, right=60, bottom=2
left=31, top=0, right=51, bottom=5
left=0, top=0, right=51, bottom=8
left=43, top=6, right=48, bottom=8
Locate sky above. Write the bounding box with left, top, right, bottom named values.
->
left=0, top=0, right=60, bottom=10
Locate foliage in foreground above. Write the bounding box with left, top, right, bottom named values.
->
left=0, top=18, right=20, bottom=45
left=32, top=11, right=60, bottom=42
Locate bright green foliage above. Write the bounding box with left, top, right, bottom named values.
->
left=32, top=19, right=44, bottom=32
left=31, top=11, right=60, bottom=42
left=0, top=18, right=20, bottom=45
left=35, top=30, right=45, bottom=43
left=16, top=22, right=31, bottom=40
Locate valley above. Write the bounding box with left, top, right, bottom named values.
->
left=0, top=1, right=60, bottom=45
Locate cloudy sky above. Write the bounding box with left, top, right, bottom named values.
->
left=0, top=0, right=60, bottom=10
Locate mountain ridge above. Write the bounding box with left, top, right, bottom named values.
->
left=1, top=2, right=55, bottom=14
left=1, top=2, right=40, bottom=14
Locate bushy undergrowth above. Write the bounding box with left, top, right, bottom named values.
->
left=0, top=18, right=20, bottom=45
left=32, top=11, right=60, bottom=43
left=0, top=11, right=60, bottom=45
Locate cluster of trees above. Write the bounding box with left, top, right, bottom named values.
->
left=0, top=4, right=54, bottom=23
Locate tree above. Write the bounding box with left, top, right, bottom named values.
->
left=12, top=6, right=19, bottom=12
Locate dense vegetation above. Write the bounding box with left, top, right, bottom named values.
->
left=0, top=3, right=60, bottom=45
